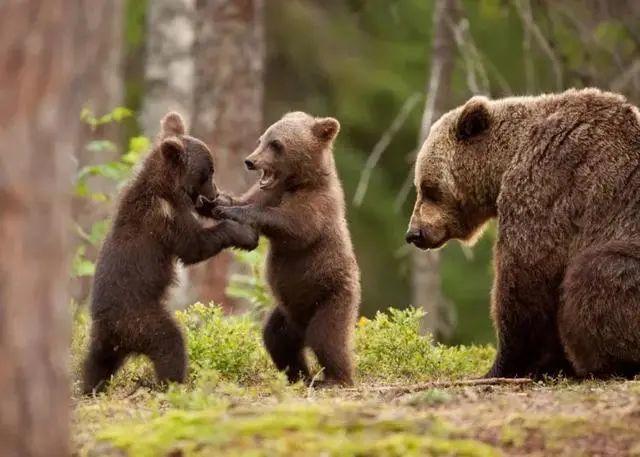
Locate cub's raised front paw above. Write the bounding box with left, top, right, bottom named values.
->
left=227, top=220, right=259, bottom=250
left=195, top=195, right=217, bottom=217
left=213, top=205, right=245, bottom=223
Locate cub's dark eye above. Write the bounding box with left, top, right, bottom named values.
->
left=269, top=139, right=284, bottom=153
left=421, top=183, right=442, bottom=203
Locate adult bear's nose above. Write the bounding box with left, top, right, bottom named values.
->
left=244, top=159, right=256, bottom=170
left=405, top=228, right=424, bottom=245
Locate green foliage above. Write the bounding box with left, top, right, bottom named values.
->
left=357, top=307, right=494, bottom=381
left=71, top=108, right=149, bottom=281
left=71, top=302, right=493, bottom=394
left=357, top=307, right=435, bottom=380
left=74, top=132, right=149, bottom=197
left=80, top=106, right=133, bottom=130
left=71, top=246, right=96, bottom=278
left=175, top=303, right=278, bottom=385
left=226, top=240, right=274, bottom=317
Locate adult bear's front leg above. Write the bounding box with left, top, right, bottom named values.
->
left=486, top=252, right=572, bottom=379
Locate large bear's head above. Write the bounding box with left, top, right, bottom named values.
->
left=158, top=112, right=218, bottom=204
left=243, top=111, right=340, bottom=190
left=406, top=96, right=498, bottom=250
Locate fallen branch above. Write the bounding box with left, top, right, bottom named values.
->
left=345, top=377, right=534, bottom=395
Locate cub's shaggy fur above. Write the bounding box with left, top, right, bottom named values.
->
left=203, top=112, right=361, bottom=385
left=82, top=113, right=258, bottom=394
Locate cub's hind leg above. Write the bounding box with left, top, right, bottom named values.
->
left=263, top=307, right=309, bottom=383
left=82, top=328, right=127, bottom=395
left=139, top=310, right=187, bottom=385
left=305, top=297, right=357, bottom=386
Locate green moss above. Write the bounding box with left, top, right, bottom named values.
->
left=96, top=402, right=499, bottom=457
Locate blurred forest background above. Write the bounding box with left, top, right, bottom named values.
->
left=72, top=0, right=640, bottom=345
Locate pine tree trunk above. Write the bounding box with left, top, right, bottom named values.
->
left=412, top=0, right=460, bottom=339
left=142, top=0, right=197, bottom=308
left=141, top=0, right=196, bottom=134
left=190, top=0, right=265, bottom=310
left=70, top=0, right=124, bottom=302
left=0, top=1, right=102, bottom=455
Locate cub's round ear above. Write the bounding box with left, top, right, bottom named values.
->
left=160, top=137, right=185, bottom=166
left=161, top=112, right=186, bottom=137
left=455, top=96, right=490, bottom=141
left=312, top=117, right=340, bottom=142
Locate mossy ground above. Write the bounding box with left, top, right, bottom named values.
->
left=72, top=306, right=640, bottom=456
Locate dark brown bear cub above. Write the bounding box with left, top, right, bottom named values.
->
left=202, top=112, right=361, bottom=385
left=82, top=112, right=258, bottom=394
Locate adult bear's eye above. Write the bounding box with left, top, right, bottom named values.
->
left=269, top=139, right=284, bottom=154
left=421, top=183, right=442, bottom=203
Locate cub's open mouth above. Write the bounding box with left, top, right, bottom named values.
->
left=259, top=169, right=277, bottom=189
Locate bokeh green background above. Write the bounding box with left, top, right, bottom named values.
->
left=120, top=0, right=638, bottom=345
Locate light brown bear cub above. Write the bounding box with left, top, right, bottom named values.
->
left=406, top=88, right=640, bottom=379
left=201, top=112, right=361, bottom=385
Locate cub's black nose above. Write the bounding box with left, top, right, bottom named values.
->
left=244, top=159, right=256, bottom=170
left=405, top=228, right=424, bottom=245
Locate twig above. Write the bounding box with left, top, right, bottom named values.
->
left=521, top=0, right=535, bottom=92
left=393, top=168, right=415, bottom=212
left=353, top=93, right=422, bottom=207
left=512, top=0, right=563, bottom=91
left=449, top=18, right=480, bottom=94
left=345, top=377, right=534, bottom=395
left=612, top=59, right=640, bottom=92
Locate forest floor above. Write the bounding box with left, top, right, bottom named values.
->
left=71, top=305, right=640, bottom=456
left=73, top=378, right=640, bottom=457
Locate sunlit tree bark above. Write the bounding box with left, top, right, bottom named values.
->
left=0, top=1, right=102, bottom=455
left=71, top=0, right=124, bottom=302
left=142, top=0, right=196, bottom=308
left=190, top=0, right=265, bottom=310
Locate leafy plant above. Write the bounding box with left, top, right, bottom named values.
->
left=71, top=107, right=150, bottom=280
left=226, top=240, right=273, bottom=317
left=357, top=307, right=494, bottom=381
left=175, top=303, right=277, bottom=384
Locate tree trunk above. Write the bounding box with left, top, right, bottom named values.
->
left=142, top=0, right=197, bottom=309
left=0, top=1, right=101, bottom=455
left=412, top=0, right=460, bottom=339
left=190, top=0, right=265, bottom=310
left=71, top=0, right=124, bottom=303
left=141, top=0, right=196, bottom=134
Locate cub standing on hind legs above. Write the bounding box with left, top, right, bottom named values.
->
left=82, top=112, right=258, bottom=394
left=202, top=112, right=361, bottom=386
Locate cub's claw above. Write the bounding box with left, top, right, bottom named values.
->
left=213, top=206, right=245, bottom=223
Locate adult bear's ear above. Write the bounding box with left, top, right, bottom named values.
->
left=312, top=117, right=340, bottom=142
left=455, top=96, right=490, bottom=141
left=161, top=111, right=186, bottom=137
left=161, top=137, right=185, bottom=166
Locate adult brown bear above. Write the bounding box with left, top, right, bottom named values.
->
left=406, top=88, right=640, bottom=379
